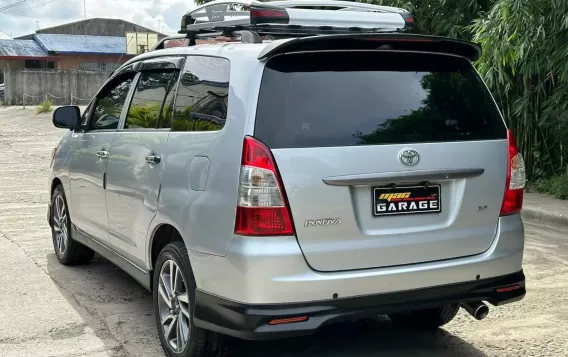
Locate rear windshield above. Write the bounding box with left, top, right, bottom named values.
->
left=254, top=51, right=506, bottom=149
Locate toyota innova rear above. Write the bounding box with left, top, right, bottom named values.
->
left=191, top=44, right=526, bottom=343
left=253, top=50, right=519, bottom=271
left=47, top=2, right=528, bottom=356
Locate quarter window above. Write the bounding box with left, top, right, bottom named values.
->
left=172, top=56, right=230, bottom=132
left=124, top=71, right=178, bottom=130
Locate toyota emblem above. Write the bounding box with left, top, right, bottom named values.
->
left=399, top=149, right=420, bottom=166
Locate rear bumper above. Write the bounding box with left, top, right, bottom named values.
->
left=190, top=214, right=524, bottom=304
left=194, top=270, right=525, bottom=340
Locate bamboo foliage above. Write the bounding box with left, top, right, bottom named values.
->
left=471, top=0, right=568, bottom=179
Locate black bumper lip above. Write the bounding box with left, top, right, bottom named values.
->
left=193, top=270, right=526, bottom=340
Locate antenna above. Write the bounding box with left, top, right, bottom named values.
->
left=35, top=21, right=39, bottom=30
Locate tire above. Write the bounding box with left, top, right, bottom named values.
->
left=389, top=305, right=460, bottom=330
left=153, top=241, right=224, bottom=357
left=51, top=185, right=95, bottom=265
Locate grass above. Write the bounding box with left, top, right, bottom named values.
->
left=530, top=175, right=568, bottom=200
left=36, top=100, right=53, bottom=114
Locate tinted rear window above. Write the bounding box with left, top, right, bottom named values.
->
left=254, top=52, right=506, bottom=149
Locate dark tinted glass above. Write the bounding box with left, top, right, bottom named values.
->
left=91, top=73, right=135, bottom=130
left=255, top=52, right=506, bottom=149
left=125, top=71, right=175, bottom=129
left=172, top=56, right=230, bottom=132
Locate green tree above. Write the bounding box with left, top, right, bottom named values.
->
left=361, top=0, right=494, bottom=40
left=471, top=0, right=568, bottom=179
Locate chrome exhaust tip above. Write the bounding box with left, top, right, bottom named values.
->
left=462, top=301, right=489, bottom=320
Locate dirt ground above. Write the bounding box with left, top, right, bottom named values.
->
left=0, top=106, right=567, bottom=357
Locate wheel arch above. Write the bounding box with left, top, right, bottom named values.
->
left=148, top=223, right=185, bottom=282
left=48, top=177, right=64, bottom=227
left=51, top=177, right=63, bottom=195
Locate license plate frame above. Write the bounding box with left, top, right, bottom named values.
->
left=373, top=185, right=442, bottom=217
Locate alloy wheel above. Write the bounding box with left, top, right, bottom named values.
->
left=52, top=193, right=68, bottom=255
left=157, top=259, right=191, bottom=352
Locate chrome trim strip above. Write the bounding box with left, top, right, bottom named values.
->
left=323, top=168, right=485, bottom=186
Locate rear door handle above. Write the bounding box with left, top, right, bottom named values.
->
left=96, top=150, right=109, bottom=159
left=145, top=155, right=161, bottom=164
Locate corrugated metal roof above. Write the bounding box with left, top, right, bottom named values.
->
left=34, top=34, right=126, bottom=55
left=0, top=39, right=48, bottom=57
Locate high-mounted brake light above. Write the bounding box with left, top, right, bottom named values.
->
left=235, top=136, right=295, bottom=236
left=250, top=6, right=290, bottom=25
left=500, top=129, right=526, bottom=216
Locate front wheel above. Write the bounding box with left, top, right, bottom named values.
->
left=389, top=305, right=460, bottom=330
left=51, top=185, right=94, bottom=265
left=153, top=241, right=224, bottom=357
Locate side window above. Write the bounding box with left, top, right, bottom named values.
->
left=172, top=56, right=230, bottom=132
left=125, top=70, right=177, bottom=130
left=91, top=73, right=135, bottom=130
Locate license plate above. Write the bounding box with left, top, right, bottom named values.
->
left=373, top=185, right=441, bottom=216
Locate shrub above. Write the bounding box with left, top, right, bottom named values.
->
left=36, top=100, right=53, bottom=114
left=533, top=175, right=568, bottom=200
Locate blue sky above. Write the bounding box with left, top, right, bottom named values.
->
left=0, top=0, right=196, bottom=39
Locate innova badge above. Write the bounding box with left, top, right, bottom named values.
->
left=399, top=149, right=420, bottom=166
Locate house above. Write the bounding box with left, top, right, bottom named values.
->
left=33, top=34, right=134, bottom=71
left=0, top=39, right=59, bottom=83
left=16, top=18, right=166, bottom=40
left=0, top=39, right=60, bottom=68
left=0, top=18, right=169, bottom=77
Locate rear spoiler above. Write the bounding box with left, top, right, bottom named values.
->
left=258, top=33, right=482, bottom=62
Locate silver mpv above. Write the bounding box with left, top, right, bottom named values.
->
left=47, top=1, right=526, bottom=356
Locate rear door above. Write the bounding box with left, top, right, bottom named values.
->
left=254, top=51, right=508, bottom=272
left=69, top=72, right=135, bottom=244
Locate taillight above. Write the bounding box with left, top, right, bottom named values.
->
left=235, top=136, right=295, bottom=236
left=500, top=129, right=526, bottom=216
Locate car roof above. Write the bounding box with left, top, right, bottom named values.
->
left=120, top=42, right=268, bottom=69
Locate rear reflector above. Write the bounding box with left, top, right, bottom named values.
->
left=235, top=207, right=294, bottom=235
left=496, top=285, right=520, bottom=293
left=500, top=129, right=526, bottom=216
left=268, top=316, right=308, bottom=325
left=235, top=137, right=295, bottom=236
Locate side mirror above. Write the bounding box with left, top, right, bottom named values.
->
left=53, top=106, right=81, bottom=129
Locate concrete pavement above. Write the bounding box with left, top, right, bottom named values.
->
left=523, top=193, right=568, bottom=230
left=1, top=106, right=568, bottom=357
